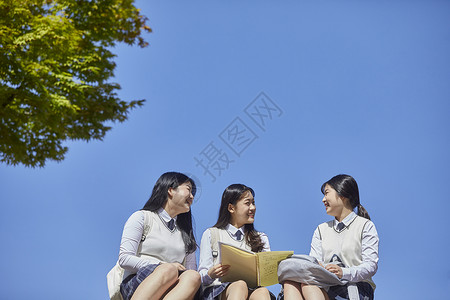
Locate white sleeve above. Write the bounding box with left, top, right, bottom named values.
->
left=184, top=251, right=197, bottom=270
left=260, top=232, right=271, bottom=252
left=118, top=211, right=152, bottom=273
left=309, top=227, right=323, bottom=262
left=341, top=220, right=379, bottom=282
left=198, top=229, right=215, bottom=285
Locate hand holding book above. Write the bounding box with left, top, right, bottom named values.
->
left=219, top=242, right=293, bottom=287
left=207, top=263, right=230, bottom=279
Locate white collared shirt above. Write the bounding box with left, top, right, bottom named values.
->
left=228, top=223, right=245, bottom=240
left=198, top=224, right=270, bottom=285
left=309, top=212, right=379, bottom=282
left=157, top=207, right=177, bottom=225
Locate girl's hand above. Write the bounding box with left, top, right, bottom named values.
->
left=207, top=263, right=230, bottom=279
left=162, top=262, right=186, bottom=271
left=325, top=264, right=343, bottom=278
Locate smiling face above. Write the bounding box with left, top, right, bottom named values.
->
left=322, top=183, right=354, bottom=221
left=165, top=181, right=194, bottom=217
left=322, top=184, right=345, bottom=218
left=228, top=190, right=256, bottom=228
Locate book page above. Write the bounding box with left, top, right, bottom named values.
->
left=219, top=242, right=258, bottom=288
left=257, top=251, right=294, bottom=287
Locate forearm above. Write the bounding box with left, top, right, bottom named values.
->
left=342, top=261, right=377, bottom=282
left=342, top=221, right=379, bottom=282
left=118, top=248, right=152, bottom=272
left=118, top=211, right=152, bottom=272
left=198, top=229, right=215, bottom=285
left=198, top=266, right=214, bottom=285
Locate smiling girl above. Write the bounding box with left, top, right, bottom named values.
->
left=282, top=174, right=379, bottom=300
left=198, top=184, right=274, bottom=300
left=117, top=172, right=201, bottom=300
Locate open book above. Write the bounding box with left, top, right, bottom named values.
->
left=219, top=242, right=293, bottom=287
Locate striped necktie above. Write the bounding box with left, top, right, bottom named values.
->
left=336, top=222, right=345, bottom=231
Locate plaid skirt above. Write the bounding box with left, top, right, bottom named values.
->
left=202, top=283, right=230, bottom=300
left=277, top=282, right=373, bottom=300
left=202, top=283, right=276, bottom=300
left=120, top=264, right=160, bottom=300
left=327, top=282, right=374, bottom=300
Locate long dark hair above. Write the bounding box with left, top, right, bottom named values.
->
left=214, top=184, right=264, bottom=252
left=142, top=172, right=197, bottom=253
left=321, top=174, right=371, bottom=220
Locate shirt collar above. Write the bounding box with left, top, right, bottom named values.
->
left=157, top=207, right=177, bottom=223
left=334, top=211, right=357, bottom=228
left=226, top=223, right=244, bottom=236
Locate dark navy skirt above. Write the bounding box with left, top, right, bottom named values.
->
left=120, top=264, right=160, bottom=300
left=277, top=282, right=373, bottom=300
left=202, top=283, right=230, bottom=300
left=327, top=282, right=374, bottom=300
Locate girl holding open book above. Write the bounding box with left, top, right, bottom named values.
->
left=282, top=174, right=379, bottom=300
left=198, top=184, right=275, bottom=300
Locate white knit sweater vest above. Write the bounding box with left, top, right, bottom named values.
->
left=318, top=215, right=375, bottom=290
left=139, top=211, right=186, bottom=264
left=206, top=227, right=252, bottom=288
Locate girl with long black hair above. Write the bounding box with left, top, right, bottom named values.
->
left=198, top=184, right=273, bottom=300
left=282, top=174, right=379, bottom=300
left=117, top=172, right=201, bottom=300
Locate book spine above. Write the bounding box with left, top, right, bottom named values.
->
left=256, top=255, right=260, bottom=286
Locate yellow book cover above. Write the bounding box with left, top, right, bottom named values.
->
left=219, top=242, right=293, bottom=288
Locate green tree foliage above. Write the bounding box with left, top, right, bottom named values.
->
left=0, top=0, right=151, bottom=167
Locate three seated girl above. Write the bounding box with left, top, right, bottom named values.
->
left=114, top=172, right=379, bottom=300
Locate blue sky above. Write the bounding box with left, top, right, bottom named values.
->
left=1, top=0, right=449, bottom=299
